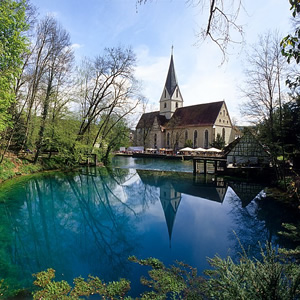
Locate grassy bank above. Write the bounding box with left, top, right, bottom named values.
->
left=0, top=153, right=73, bottom=184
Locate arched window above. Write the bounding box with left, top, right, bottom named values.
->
left=176, top=102, right=178, bottom=108
left=222, top=128, right=225, bottom=141
left=185, top=130, right=188, bottom=141
left=164, top=89, right=167, bottom=98
left=154, top=133, right=157, bottom=148
left=167, top=132, right=170, bottom=147
left=176, top=88, right=179, bottom=98
left=164, top=102, right=166, bottom=108
left=193, top=130, right=198, bottom=148
left=175, top=132, right=179, bottom=150
left=204, top=130, right=209, bottom=149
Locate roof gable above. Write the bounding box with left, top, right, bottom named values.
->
left=168, top=101, right=224, bottom=127
left=136, top=111, right=167, bottom=129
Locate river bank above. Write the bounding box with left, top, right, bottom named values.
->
left=0, top=153, right=73, bottom=184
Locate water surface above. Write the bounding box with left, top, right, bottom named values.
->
left=0, top=157, right=297, bottom=296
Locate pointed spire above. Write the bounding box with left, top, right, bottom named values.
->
left=165, top=48, right=178, bottom=97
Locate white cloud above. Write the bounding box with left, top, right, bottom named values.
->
left=71, top=43, right=83, bottom=50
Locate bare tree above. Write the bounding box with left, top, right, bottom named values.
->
left=240, top=31, right=288, bottom=141
left=75, top=47, right=141, bottom=149
left=137, top=0, right=244, bottom=63
left=33, top=17, right=74, bottom=163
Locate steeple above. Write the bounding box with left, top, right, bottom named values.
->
left=159, top=48, right=183, bottom=119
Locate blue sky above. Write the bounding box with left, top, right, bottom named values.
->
left=30, top=0, right=293, bottom=124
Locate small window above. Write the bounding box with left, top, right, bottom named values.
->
left=164, top=102, right=166, bottom=108
left=164, top=90, right=167, bottom=98
left=204, top=130, right=209, bottom=148
left=176, top=102, right=178, bottom=108
left=176, top=88, right=179, bottom=98
left=219, top=119, right=221, bottom=122
left=193, top=130, right=198, bottom=148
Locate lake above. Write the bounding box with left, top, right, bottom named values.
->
left=0, top=156, right=298, bottom=297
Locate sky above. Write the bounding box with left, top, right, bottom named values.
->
left=29, top=0, right=294, bottom=126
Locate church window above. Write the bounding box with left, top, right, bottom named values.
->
left=176, top=88, right=179, bottom=98
left=219, top=119, right=221, bottom=122
left=175, top=132, right=179, bottom=150
left=164, top=102, right=166, bottom=108
left=223, top=110, right=225, bottom=115
left=164, top=90, right=167, bottom=98
left=154, top=133, right=157, bottom=148
left=222, top=128, right=225, bottom=140
left=204, top=130, right=209, bottom=148
left=193, top=130, right=198, bottom=148
left=185, top=130, right=188, bottom=141
left=176, top=102, right=178, bottom=108
left=167, top=132, right=170, bottom=147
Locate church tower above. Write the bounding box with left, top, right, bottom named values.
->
left=159, top=50, right=183, bottom=119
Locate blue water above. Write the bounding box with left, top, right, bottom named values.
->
left=111, top=156, right=193, bottom=172
left=0, top=157, right=297, bottom=297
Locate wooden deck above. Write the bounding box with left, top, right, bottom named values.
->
left=193, top=156, right=227, bottom=175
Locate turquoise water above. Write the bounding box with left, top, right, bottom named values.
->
left=0, top=157, right=297, bottom=297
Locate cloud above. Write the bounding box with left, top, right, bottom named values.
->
left=71, top=43, right=83, bottom=50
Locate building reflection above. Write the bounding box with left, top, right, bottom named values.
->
left=137, top=170, right=265, bottom=243
left=160, top=181, right=181, bottom=245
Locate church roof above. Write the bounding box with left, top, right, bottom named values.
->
left=165, top=54, right=178, bottom=96
left=168, top=101, right=224, bottom=127
left=136, top=111, right=167, bottom=129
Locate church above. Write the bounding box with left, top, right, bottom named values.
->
left=135, top=52, right=235, bottom=151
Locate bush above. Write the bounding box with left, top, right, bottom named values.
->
left=203, top=243, right=300, bottom=300
left=28, top=245, right=300, bottom=299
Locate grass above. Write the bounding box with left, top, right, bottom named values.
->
left=0, top=153, right=72, bottom=184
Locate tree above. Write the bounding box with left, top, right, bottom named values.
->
left=240, top=31, right=288, bottom=152
left=137, top=0, right=244, bottom=63
left=75, top=47, right=141, bottom=159
left=33, top=16, right=74, bottom=163
left=210, top=133, right=225, bottom=149
left=281, top=1, right=300, bottom=92
left=0, top=0, right=28, bottom=132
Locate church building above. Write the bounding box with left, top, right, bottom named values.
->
left=135, top=52, right=235, bottom=150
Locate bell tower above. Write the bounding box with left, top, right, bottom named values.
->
left=159, top=48, right=183, bottom=119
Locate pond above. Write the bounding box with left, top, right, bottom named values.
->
left=0, top=156, right=298, bottom=297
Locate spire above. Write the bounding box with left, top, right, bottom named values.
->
left=165, top=49, right=178, bottom=97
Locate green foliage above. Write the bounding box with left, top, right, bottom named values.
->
left=279, top=223, right=300, bottom=261
left=0, top=0, right=29, bottom=131
left=203, top=243, right=300, bottom=300
left=129, top=256, right=203, bottom=299
left=184, top=139, right=193, bottom=148
left=0, top=158, right=15, bottom=181
left=30, top=244, right=300, bottom=300
left=32, top=268, right=131, bottom=300
left=210, top=133, right=225, bottom=149
left=281, top=1, right=300, bottom=89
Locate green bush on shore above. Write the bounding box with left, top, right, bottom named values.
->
left=25, top=244, right=300, bottom=300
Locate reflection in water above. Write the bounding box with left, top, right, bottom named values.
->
left=0, top=166, right=298, bottom=296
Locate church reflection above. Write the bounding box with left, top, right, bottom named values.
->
left=137, top=170, right=265, bottom=243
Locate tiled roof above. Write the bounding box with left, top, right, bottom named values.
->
left=165, top=55, right=178, bottom=96
left=136, top=111, right=167, bottom=128
left=167, top=101, right=224, bottom=127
